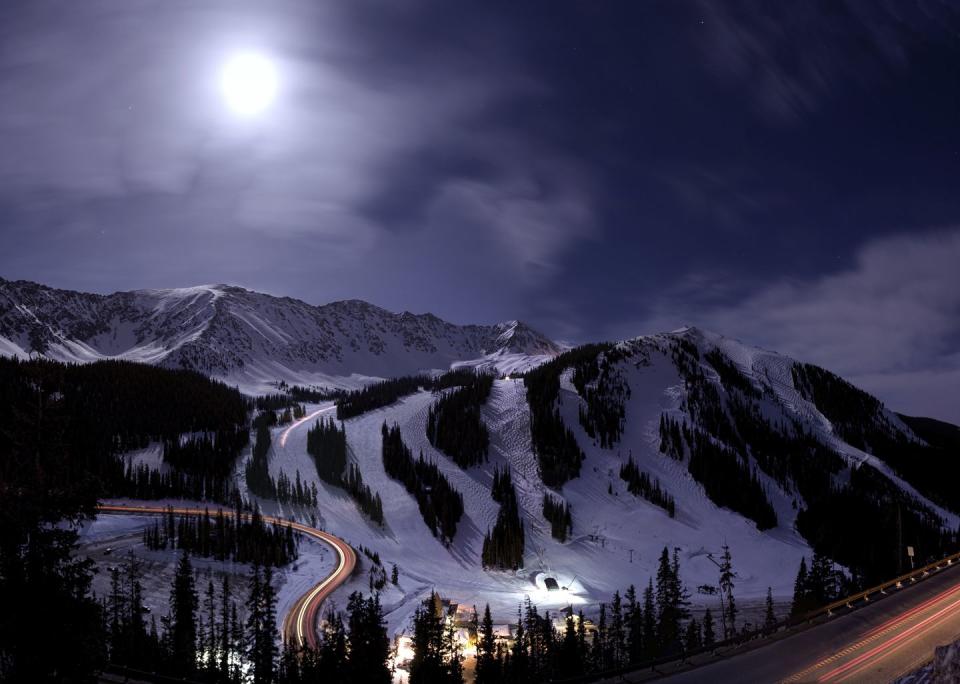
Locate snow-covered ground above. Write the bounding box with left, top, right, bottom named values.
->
left=78, top=512, right=335, bottom=637
left=259, top=363, right=811, bottom=636
left=70, top=326, right=959, bottom=642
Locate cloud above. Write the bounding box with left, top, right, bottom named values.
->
left=0, top=0, right=597, bottom=285
left=698, top=1, right=960, bottom=123
left=426, top=165, right=594, bottom=275
left=637, top=228, right=960, bottom=422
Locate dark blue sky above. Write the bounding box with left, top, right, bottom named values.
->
left=1, top=1, right=958, bottom=420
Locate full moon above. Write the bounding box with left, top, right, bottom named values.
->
left=219, top=52, right=277, bottom=116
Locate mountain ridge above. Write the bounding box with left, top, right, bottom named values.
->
left=0, top=277, right=560, bottom=390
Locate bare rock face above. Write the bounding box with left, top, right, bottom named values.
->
left=892, top=637, right=960, bottom=684
left=932, top=639, right=960, bottom=683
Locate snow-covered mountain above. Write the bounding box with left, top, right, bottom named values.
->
left=0, top=278, right=559, bottom=390
left=258, top=326, right=959, bottom=629
left=6, top=276, right=958, bottom=627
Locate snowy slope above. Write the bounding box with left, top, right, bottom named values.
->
left=0, top=278, right=559, bottom=391
left=241, top=326, right=959, bottom=632
left=14, top=276, right=957, bottom=630
left=255, top=367, right=809, bottom=633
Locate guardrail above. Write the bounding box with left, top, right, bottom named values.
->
left=814, top=550, right=960, bottom=618
left=553, top=549, right=960, bottom=683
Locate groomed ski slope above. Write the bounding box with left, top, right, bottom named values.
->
left=262, top=346, right=816, bottom=632
left=206, top=328, right=956, bottom=636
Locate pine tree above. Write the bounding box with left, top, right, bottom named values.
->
left=655, top=547, right=681, bottom=655
left=230, top=601, right=243, bottom=683
left=246, top=564, right=266, bottom=684
left=718, top=543, right=736, bottom=639
left=319, top=609, right=348, bottom=678
left=557, top=612, right=584, bottom=677
left=108, top=566, right=124, bottom=658
left=409, top=593, right=446, bottom=684
left=809, top=552, right=835, bottom=607
left=642, top=580, right=657, bottom=659
left=169, top=552, right=198, bottom=676
left=443, top=613, right=465, bottom=684
left=684, top=618, right=701, bottom=652
left=219, top=576, right=231, bottom=680
left=346, top=592, right=390, bottom=684
left=204, top=579, right=217, bottom=673
left=123, top=554, right=149, bottom=667
left=625, top=584, right=642, bottom=665
left=476, top=604, right=499, bottom=684
left=610, top=590, right=625, bottom=668
left=702, top=608, right=716, bottom=648
left=791, top=557, right=812, bottom=617
left=672, top=548, right=691, bottom=625
left=0, top=366, right=106, bottom=680
left=260, top=565, right=278, bottom=683
left=764, top=587, right=777, bottom=632
left=576, top=609, right=588, bottom=671
left=510, top=607, right=529, bottom=683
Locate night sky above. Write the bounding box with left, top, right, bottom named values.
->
left=1, top=1, right=958, bottom=421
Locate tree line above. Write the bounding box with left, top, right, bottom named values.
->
left=307, top=417, right=384, bottom=524
left=470, top=543, right=747, bottom=683
left=0, top=357, right=252, bottom=506
left=542, top=494, right=573, bottom=542
left=306, top=417, right=348, bottom=484
left=289, top=384, right=347, bottom=403
left=660, top=415, right=777, bottom=530
left=142, top=507, right=299, bottom=567
left=521, top=347, right=614, bottom=486
left=619, top=455, right=676, bottom=517
left=795, top=361, right=960, bottom=515
left=115, top=461, right=244, bottom=504
left=571, top=345, right=629, bottom=449
left=426, top=372, right=494, bottom=468
left=102, top=545, right=393, bottom=684
left=104, top=543, right=395, bottom=684
left=244, top=411, right=317, bottom=507
left=335, top=375, right=431, bottom=420
left=482, top=466, right=525, bottom=570
left=163, top=429, right=250, bottom=480
left=382, top=423, right=463, bottom=543
left=790, top=551, right=846, bottom=617
left=671, top=342, right=959, bottom=585
left=796, top=462, right=956, bottom=585
left=704, top=349, right=761, bottom=399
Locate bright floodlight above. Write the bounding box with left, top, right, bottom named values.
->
left=220, top=52, right=277, bottom=116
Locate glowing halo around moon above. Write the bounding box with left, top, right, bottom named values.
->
left=219, top=52, right=278, bottom=116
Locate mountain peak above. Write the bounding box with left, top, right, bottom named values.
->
left=0, top=277, right=559, bottom=390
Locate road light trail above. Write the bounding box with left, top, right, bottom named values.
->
left=774, top=578, right=960, bottom=683
left=653, top=562, right=960, bottom=684
left=279, top=404, right=336, bottom=448
left=813, top=588, right=960, bottom=682
left=96, top=503, right=356, bottom=649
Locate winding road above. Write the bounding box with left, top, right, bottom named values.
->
left=96, top=503, right=357, bottom=649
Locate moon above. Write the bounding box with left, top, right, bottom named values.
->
left=219, top=52, right=278, bottom=116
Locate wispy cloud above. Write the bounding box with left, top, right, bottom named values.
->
left=698, top=1, right=959, bottom=123
left=0, top=0, right=597, bottom=286
left=636, top=228, right=960, bottom=422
